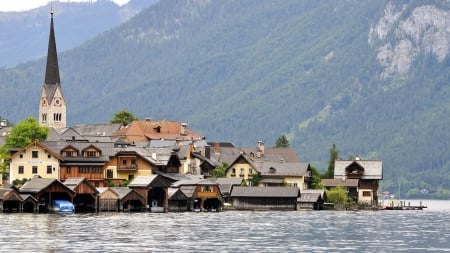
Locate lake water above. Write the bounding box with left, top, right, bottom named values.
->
left=1, top=200, right=449, bottom=252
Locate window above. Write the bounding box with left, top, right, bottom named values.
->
left=47, top=165, right=52, bottom=174
left=32, top=166, right=38, bottom=174
left=32, top=151, right=38, bottom=158
left=106, top=169, right=113, bottom=179
left=240, top=168, right=244, bottom=176
left=19, top=153, right=24, bottom=158
left=201, top=186, right=212, bottom=192
left=128, top=174, right=134, bottom=181
left=249, top=168, right=253, bottom=175
left=84, top=151, right=98, bottom=157
left=47, top=154, right=51, bottom=159
left=18, top=166, right=24, bottom=174
left=231, top=168, right=236, bottom=176
left=363, top=191, right=371, bottom=197
left=122, top=160, right=127, bottom=165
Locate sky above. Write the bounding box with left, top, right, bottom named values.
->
left=0, top=0, right=130, bottom=12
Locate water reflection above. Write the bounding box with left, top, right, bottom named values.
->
left=0, top=201, right=449, bottom=252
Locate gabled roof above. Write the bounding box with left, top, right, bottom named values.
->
left=168, top=188, right=188, bottom=200
left=19, top=177, right=74, bottom=195
left=230, top=186, right=300, bottom=198
left=297, top=189, right=326, bottom=203
left=209, top=178, right=244, bottom=195
left=63, top=177, right=99, bottom=194
left=112, top=119, right=203, bottom=142
left=321, top=178, right=359, bottom=187
left=9, top=140, right=63, bottom=161
left=241, top=147, right=300, bottom=163
left=227, top=153, right=258, bottom=171
left=0, top=188, right=22, bottom=201
left=334, top=160, right=383, bottom=180
left=256, top=161, right=310, bottom=177
left=128, top=175, right=159, bottom=188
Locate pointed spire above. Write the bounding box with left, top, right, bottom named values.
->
left=44, top=8, right=60, bottom=85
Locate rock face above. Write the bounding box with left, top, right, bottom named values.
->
left=369, top=3, right=450, bottom=80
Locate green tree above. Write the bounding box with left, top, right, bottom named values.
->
left=249, top=172, right=261, bottom=186
left=274, top=134, right=290, bottom=148
left=211, top=162, right=228, bottom=178
left=308, top=166, right=323, bottom=189
left=323, top=144, right=339, bottom=179
left=326, top=186, right=348, bottom=206
left=4, top=117, right=49, bottom=148
left=110, top=110, right=139, bottom=125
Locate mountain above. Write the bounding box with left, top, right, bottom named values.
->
left=0, top=0, right=449, bottom=198
left=0, top=0, right=158, bottom=67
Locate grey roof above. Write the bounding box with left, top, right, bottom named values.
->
left=19, top=177, right=57, bottom=193
left=256, top=161, right=310, bottom=177
left=19, top=177, right=73, bottom=194
left=210, top=177, right=244, bottom=190
left=241, top=147, right=300, bottom=163
left=179, top=185, right=196, bottom=198
left=168, top=188, right=188, bottom=200
left=128, top=175, right=158, bottom=187
left=321, top=178, right=359, bottom=187
left=297, top=189, right=325, bottom=203
left=72, top=123, right=122, bottom=137
left=63, top=177, right=85, bottom=191
left=0, top=188, right=18, bottom=201
left=109, top=187, right=133, bottom=199
left=171, top=179, right=217, bottom=188
left=231, top=186, right=300, bottom=198
left=334, top=160, right=383, bottom=180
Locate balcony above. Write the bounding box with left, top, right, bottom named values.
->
left=117, top=165, right=138, bottom=171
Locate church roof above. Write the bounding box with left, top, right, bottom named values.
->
left=43, top=11, right=62, bottom=103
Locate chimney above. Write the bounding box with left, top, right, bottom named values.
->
left=213, top=142, right=220, bottom=153
left=256, top=140, right=264, bottom=157
left=205, top=145, right=211, bottom=159
left=180, top=122, right=187, bottom=135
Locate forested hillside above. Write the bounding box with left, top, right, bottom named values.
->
left=0, top=0, right=449, bottom=198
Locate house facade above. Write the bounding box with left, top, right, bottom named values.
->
left=8, top=141, right=62, bottom=184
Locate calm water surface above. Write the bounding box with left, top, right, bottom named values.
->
left=1, top=200, right=449, bottom=252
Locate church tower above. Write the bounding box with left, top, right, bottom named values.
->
left=39, top=10, right=66, bottom=128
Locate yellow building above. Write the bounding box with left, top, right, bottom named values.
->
left=8, top=141, right=62, bottom=184
left=225, top=154, right=258, bottom=185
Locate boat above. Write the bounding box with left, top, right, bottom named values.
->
left=51, top=200, right=75, bottom=213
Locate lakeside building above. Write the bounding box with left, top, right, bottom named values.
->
left=321, top=159, right=383, bottom=205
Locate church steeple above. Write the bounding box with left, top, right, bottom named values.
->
left=44, top=10, right=61, bottom=85
left=39, top=10, right=66, bottom=129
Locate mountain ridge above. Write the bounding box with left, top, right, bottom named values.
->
left=0, top=0, right=449, bottom=198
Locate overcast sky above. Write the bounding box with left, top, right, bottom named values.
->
left=0, top=0, right=130, bottom=12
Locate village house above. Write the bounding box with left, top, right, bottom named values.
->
left=321, top=159, right=383, bottom=205
left=255, top=161, right=312, bottom=189
left=8, top=141, right=62, bottom=184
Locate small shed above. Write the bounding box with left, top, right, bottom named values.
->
left=0, top=187, right=23, bottom=212
left=128, top=175, right=173, bottom=212
left=64, top=177, right=99, bottom=212
left=167, top=188, right=188, bottom=212
left=297, top=189, right=326, bottom=210
left=97, top=187, right=145, bottom=212
left=230, top=186, right=300, bottom=211
left=19, top=176, right=75, bottom=213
